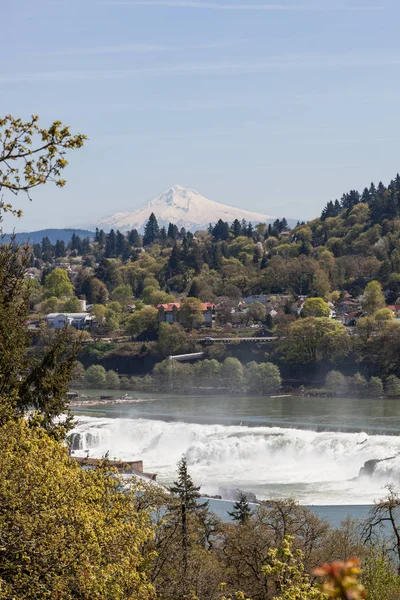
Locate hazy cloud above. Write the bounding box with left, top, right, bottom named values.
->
left=1, top=52, right=397, bottom=84
left=101, top=1, right=382, bottom=11
left=48, top=39, right=238, bottom=56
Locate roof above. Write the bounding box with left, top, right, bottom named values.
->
left=157, top=302, right=215, bottom=312
left=46, top=312, right=89, bottom=319
left=158, top=302, right=181, bottom=311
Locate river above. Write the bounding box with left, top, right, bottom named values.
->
left=70, top=391, right=400, bottom=512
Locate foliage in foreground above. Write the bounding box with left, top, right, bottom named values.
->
left=0, top=416, right=155, bottom=600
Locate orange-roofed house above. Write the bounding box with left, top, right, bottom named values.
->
left=157, top=302, right=216, bottom=328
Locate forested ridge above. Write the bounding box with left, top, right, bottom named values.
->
left=32, top=172, right=400, bottom=301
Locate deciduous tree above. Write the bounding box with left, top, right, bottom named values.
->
left=0, top=418, right=154, bottom=600
left=362, top=280, right=385, bottom=315
left=179, top=297, right=205, bottom=329
left=106, top=369, right=120, bottom=389
left=280, top=318, right=351, bottom=365
left=44, top=267, right=73, bottom=298
left=85, top=364, right=107, bottom=388
left=0, top=114, right=85, bottom=215
left=127, top=306, right=158, bottom=338
left=302, top=297, right=330, bottom=318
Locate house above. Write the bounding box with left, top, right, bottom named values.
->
left=337, top=300, right=359, bottom=314
left=46, top=312, right=94, bottom=330
left=388, top=305, right=400, bottom=317
left=71, top=457, right=158, bottom=483
left=243, top=295, right=269, bottom=305
left=157, top=302, right=216, bottom=328
left=158, top=302, right=181, bottom=324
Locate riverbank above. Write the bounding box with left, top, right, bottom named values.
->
left=206, top=498, right=371, bottom=527
left=70, top=395, right=157, bottom=407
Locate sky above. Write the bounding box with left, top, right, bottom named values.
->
left=2, top=0, right=400, bottom=231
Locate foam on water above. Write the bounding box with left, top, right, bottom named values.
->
left=70, top=416, right=400, bottom=505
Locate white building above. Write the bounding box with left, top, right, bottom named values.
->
left=46, top=313, right=94, bottom=330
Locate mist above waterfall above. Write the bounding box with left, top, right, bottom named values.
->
left=70, top=416, right=400, bottom=505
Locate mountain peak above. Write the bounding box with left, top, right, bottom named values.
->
left=81, top=186, right=274, bottom=232
left=169, top=184, right=191, bottom=193
left=159, top=185, right=198, bottom=206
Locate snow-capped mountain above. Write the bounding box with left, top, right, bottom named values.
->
left=82, top=185, right=274, bottom=233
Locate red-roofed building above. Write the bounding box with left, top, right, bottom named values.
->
left=157, top=302, right=216, bottom=328
left=388, top=305, right=400, bottom=317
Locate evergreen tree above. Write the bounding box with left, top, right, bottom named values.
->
left=212, top=219, right=229, bottom=241
left=231, top=218, right=242, bottom=237
left=167, top=244, right=181, bottom=277
left=369, top=182, right=386, bottom=223
left=265, top=313, right=274, bottom=330
left=159, top=226, right=167, bottom=245
left=361, top=187, right=371, bottom=204
left=271, top=219, right=282, bottom=236
left=81, top=276, right=108, bottom=304
left=115, top=230, right=127, bottom=257
left=95, top=258, right=121, bottom=290
left=341, top=190, right=360, bottom=211
left=169, top=456, right=209, bottom=590
left=32, top=243, right=42, bottom=260
left=143, top=213, right=160, bottom=246
left=81, top=237, right=91, bottom=254
left=322, top=199, right=343, bottom=219
left=104, top=229, right=116, bottom=258
left=54, top=240, right=66, bottom=258
left=187, top=279, right=201, bottom=298
left=228, top=492, right=252, bottom=524
left=334, top=199, right=341, bottom=214
left=0, top=243, right=78, bottom=434
left=127, top=228, right=140, bottom=247
left=97, top=229, right=107, bottom=247
left=70, top=233, right=83, bottom=254
left=189, top=243, right=203, bottom=274
left=321, top=201, right=333, bottom=220
left=385, top=187, right=399, bottom=219
left=368, top=182, right=377, bottom=205
left=167, top=222, right=179, bottom=240
left=41, top=236, right=54, bottom=262
left=211, top=244, right=223, bottom=269
left=299, top=239, right=310, bottom=255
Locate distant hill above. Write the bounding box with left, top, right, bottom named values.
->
left=79, top=184, right=277, bottom=233
left=1, top=229, right=94, bottom=245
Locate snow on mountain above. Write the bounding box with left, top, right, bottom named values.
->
left=82, top=185, right=274, bottom=233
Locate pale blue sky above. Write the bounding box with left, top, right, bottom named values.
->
left=2, top=0, right=399, bottom=231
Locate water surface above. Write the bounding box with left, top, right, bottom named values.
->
left=71, top=392, right=400, bottom=507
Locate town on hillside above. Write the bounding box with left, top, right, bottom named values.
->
left=19, top=175, right=400, bottom=398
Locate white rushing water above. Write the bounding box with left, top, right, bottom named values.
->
left=70, top=416, right=400, bottom=505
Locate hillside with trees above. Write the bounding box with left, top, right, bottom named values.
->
left=19, top=172, right=400, bottom=395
